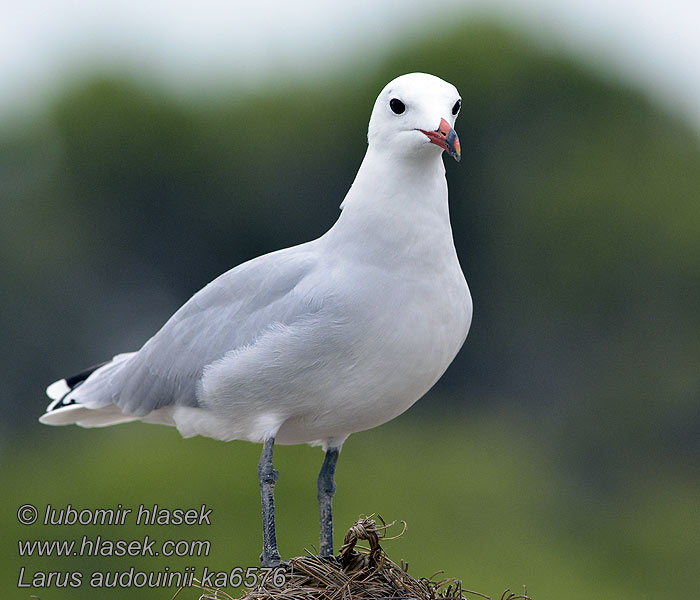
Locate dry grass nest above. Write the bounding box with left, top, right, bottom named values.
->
left=192, top=517, right=531, bottom=600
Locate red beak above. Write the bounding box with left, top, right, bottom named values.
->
left=418, top=118, right=461, bottom=162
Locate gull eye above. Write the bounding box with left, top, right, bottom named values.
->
left=452, top=99, right=461, bottom=116
left=389, top=98, right=405, bottom=114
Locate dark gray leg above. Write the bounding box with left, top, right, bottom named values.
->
left=317, top=447, right=340, bottom=557
left=258, top=437, right=281, bottom=567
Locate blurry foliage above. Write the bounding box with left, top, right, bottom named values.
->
left=2, top=417, right=699, bottom=600
left=4, top=22, right=697, bottom=477
left=1, top=20, right=699, bottom=595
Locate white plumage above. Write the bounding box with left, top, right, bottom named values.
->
left=41, top=72, right=471, bottom=565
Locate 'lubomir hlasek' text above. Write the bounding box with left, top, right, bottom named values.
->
left=42, top=504, right=212, bottom=526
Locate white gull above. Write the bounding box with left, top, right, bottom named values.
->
left=41, top=72, right=472, bottom=566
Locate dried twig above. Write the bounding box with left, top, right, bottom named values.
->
left=176, top=519, right=531, bottom=600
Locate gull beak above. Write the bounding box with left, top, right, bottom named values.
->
left=418, top=118, right=461, bottom=162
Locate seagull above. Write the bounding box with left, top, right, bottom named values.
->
left=40, top=72, right=472, bottom=567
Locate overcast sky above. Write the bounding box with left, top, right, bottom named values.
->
left=2, top=0, right=700, bottom=130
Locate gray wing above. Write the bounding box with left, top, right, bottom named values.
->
left=78, top=242, right=322, bottom=416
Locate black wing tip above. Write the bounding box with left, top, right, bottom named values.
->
left=64, top=361, right=110, bottom=388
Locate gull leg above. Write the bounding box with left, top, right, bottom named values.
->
left=258, top=437, right=281, bottom=567
left=317, top=447, right=340, bottom=557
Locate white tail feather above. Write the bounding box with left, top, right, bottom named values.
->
left=39, top=404, right=139, bottom=427
left=41, top=352, right=138, bottom=426
left=46, top=379, right=71, bottom=403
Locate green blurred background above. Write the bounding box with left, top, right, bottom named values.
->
left=2, top=6, right=699, bottom=600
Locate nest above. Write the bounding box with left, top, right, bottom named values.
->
left=191, top=518, right=531, bottom=600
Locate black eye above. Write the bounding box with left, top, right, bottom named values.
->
left=389, top=98, right=405, bottom=114
left=452, top=99, right=461, bottom=115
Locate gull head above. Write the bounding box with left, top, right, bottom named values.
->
left=368, top=72, right=461, bottom=163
